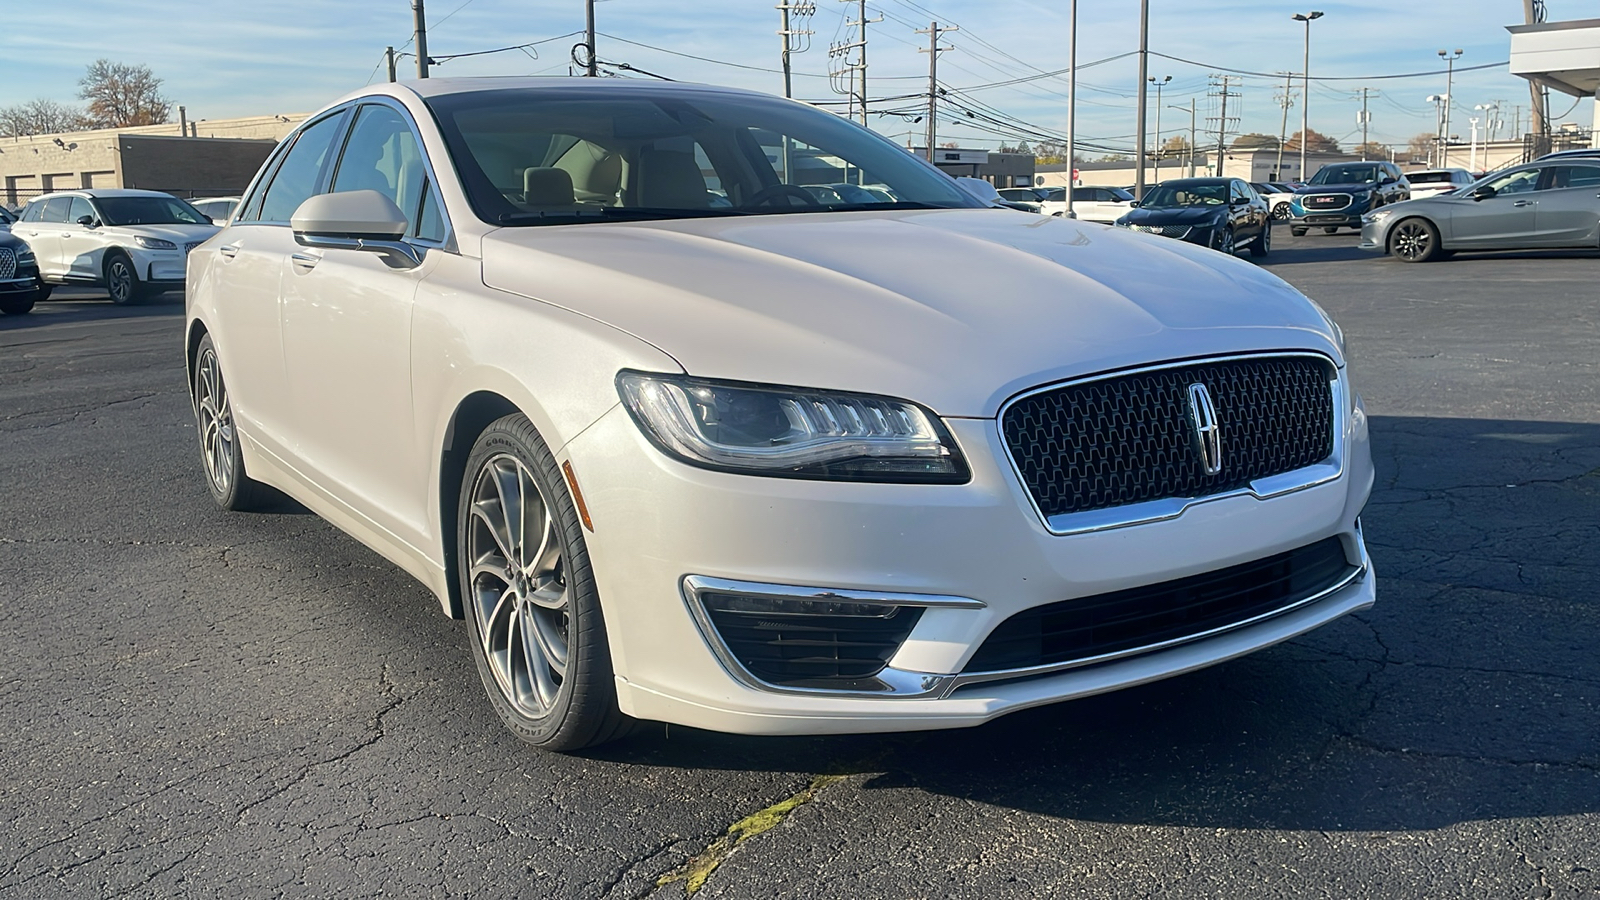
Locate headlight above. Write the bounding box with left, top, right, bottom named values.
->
left=617, top=372, right=969, bottom=483
left=1351, top=190, right=1373, bottom=203
left=133, top=236, right=176, bottom=250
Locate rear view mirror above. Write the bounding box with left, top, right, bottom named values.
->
left=290, top=190, right=420, bottom=267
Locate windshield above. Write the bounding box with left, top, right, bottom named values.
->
left=1310, top=165, right=1381, bottom=185
left=95, top=196, right=209, bottom=226
left=1138, top=183, right=1227, bottom=208
left=425, top=88, right=981, bottom=225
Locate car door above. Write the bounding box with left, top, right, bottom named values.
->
left=17, top=197, right=71, bottom=278
left=60, top=196, right=107, bottom=280
left=207, top=110, right=351, bottom=460
left=278, top=100, right=448, bottom=544
left=1449, top=167, right=1544, bottom=248
left=1531, top=165, right=1600, bottom=246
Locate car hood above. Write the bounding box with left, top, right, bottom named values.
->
left=1118, top=206, right=1226, bottom=226
left=104, top=223, right=220, bottom=243
left=481, top=208, right=1340, bottom=417
left=1295, top=183, right=1377, bottom=195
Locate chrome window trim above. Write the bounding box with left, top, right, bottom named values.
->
left=949, top=532, right=1370, bottom=691
left=995, top=351, right=1345, bottom=537
left=680, top=575, right=983, bottom=699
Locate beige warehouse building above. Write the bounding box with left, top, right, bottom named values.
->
left=1, top=114, right=308, bottom=209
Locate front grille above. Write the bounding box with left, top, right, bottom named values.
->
left=963, top=536, right=1353, bottom=674
left=1303, top=194, right=1351, bottom=210
left=1134, top=224, right=1192, bottom=238
left=1002, top=355, right=1335, bottom=520
left=700, top=592, right=924, bottom=690
left=0, top=249, right=14, bottom=280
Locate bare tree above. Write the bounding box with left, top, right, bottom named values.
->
left=1405, top=132, right=1436, bottom=164
left=0, top=98, right=92, bottom=136
left=78, top=59, right=171, bottom=128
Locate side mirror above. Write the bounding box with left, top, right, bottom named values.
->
left=290, top=190, right=420, bottom=267
left=1469, top=185, right=1497, bottom=202
left=76, top=215, right=98, bottom=228
left=1128, top=199, right=1141, bottom=208
left=1230, top=197, right=1248, bottom=207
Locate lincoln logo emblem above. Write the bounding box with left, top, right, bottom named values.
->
left=1187, top=383, right=1224, bottom=475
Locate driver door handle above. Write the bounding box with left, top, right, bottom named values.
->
left=1512, top=200, right=1535, bottom=207
left=290, top=252, right=321, bottom=271
left=218, top=244, right=240, bottom=259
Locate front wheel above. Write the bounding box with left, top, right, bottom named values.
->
left=1389, top=218, right=1442, bottom=263
left=1213, top=227, right=1236, bottom=255
left=0, top=294, right=35, bottom=315
left=104, top=251, right=145, bottom=305
left=1272, top=202, right=1292, bottom=221
left=458, top=414, right=632, bottom=751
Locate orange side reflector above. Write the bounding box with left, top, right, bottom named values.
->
left=562, top=461, right=595, bottom=532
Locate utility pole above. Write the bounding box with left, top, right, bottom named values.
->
left=1149, top=75, right=1171, bottom=182
left=1274, top=73, right=1294, bottom=180
left=1134, top=0, right=1150, bottom=200
left=1522, top=0, right=1550, bottom=157
left=917, top=22, right=957, bottom=162
left=1187, top=98, right=1197, bottom=176
left=1357, top=87, right=1372, bottom=159
left=386, top=46, right=397, bottom=82
left=1065, top=0, right=1077, bottom=218
left=1427, top=94, right=1449, bottom=166
left=1207, top=75, right=1239, bottom=178
left=777, top=3, right=815, bottom=100
left=584, top=0, right=598, bottom=76
left=829, top=0, right=878, bottom=126
left=412, top=0, right=430, bottom=79
left=1438, top=49, right=1463, bottom=166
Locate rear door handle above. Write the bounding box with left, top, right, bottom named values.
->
left=218, top=244, right=240, bottom=259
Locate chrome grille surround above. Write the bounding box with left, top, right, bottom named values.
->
left=997, top=353, right=1345, bottom=536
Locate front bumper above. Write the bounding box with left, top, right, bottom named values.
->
left=130, top=247, right=189, bottom=285
left=566, top=384, right=1375, bottom=735
left=1358, top=217, right=1392, bottom=252
left=0, top=264, right=40, bottom=295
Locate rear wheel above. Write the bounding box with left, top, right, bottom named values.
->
left=1291, top=227, right=1307, bottom=237
left=1272, top=202, right=1292, bottom=221
left=1250, top=222, right=1271, bottom=258
left=458, top=414, right=632, bottom=751
left=1389, top=218, right=1442, bottom=263
left=104, top=251, right=145, bottom=305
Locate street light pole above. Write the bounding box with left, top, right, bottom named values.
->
left=1149, top=75, right=1171, bottom=183
left=1134, top=0, right=1149, bottom=201
left=1438, top=49, right=1463, bottom=167
left=1292, top=11, right=1323, bottom=183
left=1065, top=0, right=1077, bottom=219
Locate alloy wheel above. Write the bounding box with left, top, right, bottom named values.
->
left=194, top=346, right=235, bottom=494
left=1272, top=203, right=1291, bottom=221
left=107, top=258, right=133, bottom=304
left=466, top=453, right=571, bottom=718
left=1391, top=221, right=1432, bottom=261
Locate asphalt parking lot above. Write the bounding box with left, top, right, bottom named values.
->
left=1, top=227, right=1597, bottom=899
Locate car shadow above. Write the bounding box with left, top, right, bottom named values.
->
left=588, top=413, right=1600, bottom=833
left=0, top=290, right=184, bottom=330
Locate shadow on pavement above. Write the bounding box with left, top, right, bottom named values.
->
left=0, top=291, right=184, bottom=330
left=592, top=414, right=1600, bottom=833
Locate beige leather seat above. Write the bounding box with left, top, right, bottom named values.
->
left=522, top=167, right=576, bottom=208
left=635, top=149, right=708, bottom=209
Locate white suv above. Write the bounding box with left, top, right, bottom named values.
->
left=14, top=189, right=220, bottom=304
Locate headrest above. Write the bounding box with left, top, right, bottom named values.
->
left=523, top=167, right=575, bottom=206
left=637, top=149, right=707, bottom=209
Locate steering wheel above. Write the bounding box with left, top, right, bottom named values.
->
left=744, top=184, right=822, bottom=208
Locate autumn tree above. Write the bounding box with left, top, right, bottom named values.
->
left=78, top=59, right=170, bottom=128
left=1161, top=134, right=1191, bottom=153
left=1230, top=133, right=1280, bottom=150
left=1406, top=132, right=1436, bottom=163
left=1282, top=128, right=1340, bottom=154
left=0, top=98, right=91, bottom=136
left=1353, top=141, right=1390, bottom=160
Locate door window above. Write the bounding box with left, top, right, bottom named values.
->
left=68, top=197, right=96, bottom=224
left=330, top=104, right=440, bottom=239
left=254, top=113, right=346, bottom=223
left=1550, top=166, right=1600, bottom=189
left=38, top=198, right=72, bottom=223
left=1483, top=168, right=1541, bottom=196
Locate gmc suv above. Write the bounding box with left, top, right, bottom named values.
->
left=1290, top=161, right=1409, bottom=235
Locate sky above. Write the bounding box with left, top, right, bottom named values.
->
left=1, top=0, right=1594, bottom=156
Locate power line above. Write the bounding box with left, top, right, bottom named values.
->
left=1151, top=52, right=1510, bottom=82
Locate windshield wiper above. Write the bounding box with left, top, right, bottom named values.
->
left=497, top=207, right=750, bottom=225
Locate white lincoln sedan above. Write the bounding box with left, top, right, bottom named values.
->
left=186, top=78, right=1374, bottom=750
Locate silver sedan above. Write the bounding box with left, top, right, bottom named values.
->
left=1360, top=159, right=1600, bottom=262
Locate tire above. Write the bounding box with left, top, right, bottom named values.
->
left=1272, top=202, right=1292, bottom=221
left=34, top=283, right=52, bottom=302
left=1388, top=217, right=1443, bottom=263
left=192, top=334, right=275, bottom=510
left=1213, top=227, right=1235, bottom=255
left=1323, top=226, right=1340, bottom=234
left=1250, top=222, right=1271, bottom=258
left=0, top=294, right=35, bottom=315
left=1291, top=227, right=1307, bottom=237
left=104, top=251, right=145, bottom=305
left=457, top=413, right=632, bottom=751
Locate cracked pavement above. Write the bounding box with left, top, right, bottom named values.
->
left=2, top=233, right=1598, bottom=899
